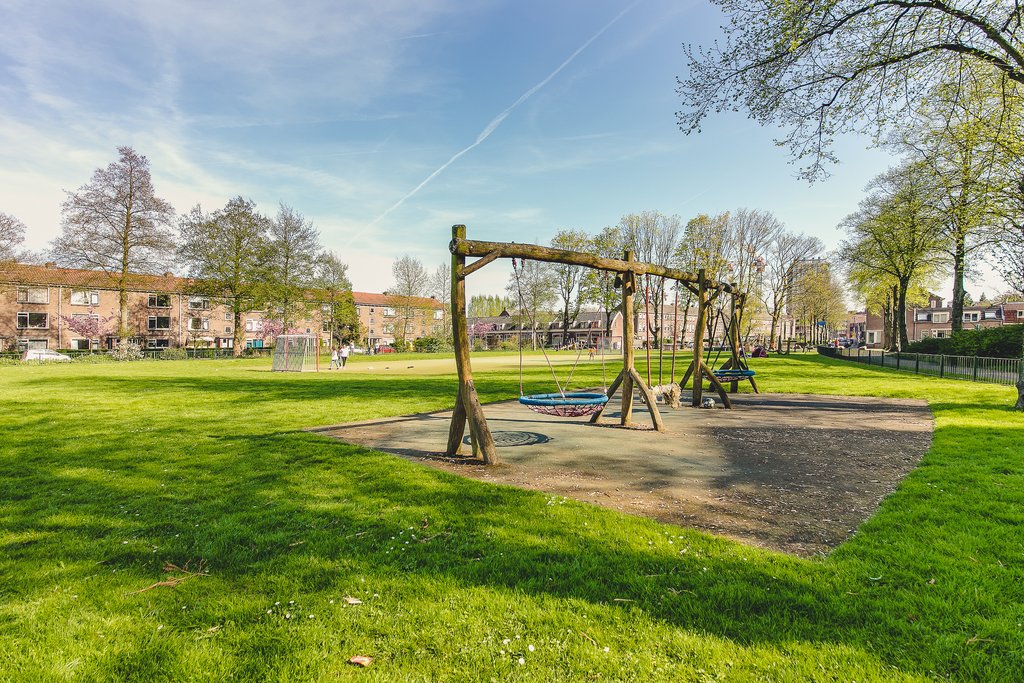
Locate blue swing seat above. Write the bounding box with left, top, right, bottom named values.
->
left=519, top=392, right=609, bottom=417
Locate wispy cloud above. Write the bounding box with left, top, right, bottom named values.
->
left=367, top=2, right=640, bottom=228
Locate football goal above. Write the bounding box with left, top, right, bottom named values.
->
left=271, top=334, right=319, bottom=372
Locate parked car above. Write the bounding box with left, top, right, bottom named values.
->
left=377, top=345, right=395, bottom=354
left=21, top=348, right=72, bottom=362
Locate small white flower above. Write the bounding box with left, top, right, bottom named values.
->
left=603, top=647, right=610, bottom=653
left=518, top=657, right=525, bottom=665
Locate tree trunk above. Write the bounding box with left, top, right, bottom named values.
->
left=233, top=308, right=245, bottom=357
left=1017, top=332, right=1024, bottom=410
left=951, top=233, right=966, bottom=333
left=118, top=284, right=129, bottom=340
left=897, top=278, right=910, bottom=351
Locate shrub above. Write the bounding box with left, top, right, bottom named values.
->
left=413, top=336, right=451, bottom=353
left=72, top=353, right=115, bottom=364
left=905, top=325, right=1024, bottom=358
left=160, top=347, right=189, bottom=360
left=110, top=340, right=145, bottom=362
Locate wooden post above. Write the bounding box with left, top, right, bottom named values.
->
left=621, top=250, right=636, bottom=426
left=447, top=225, right=498, bottom=464
left=691, top=269, right=708, bottom=407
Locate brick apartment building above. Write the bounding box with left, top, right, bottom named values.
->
left=0, top=261, right=443, bottom=352
left=466, top=310, right=625, bottom=349
left=849, top=294, right=1024, bottom=348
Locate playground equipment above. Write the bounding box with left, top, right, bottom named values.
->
left=271, top=334, right=319, bottom=372
left=446, top=225, right=750, bottom=464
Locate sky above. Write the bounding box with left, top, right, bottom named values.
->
left=0, top=0, right=1002, bottom=301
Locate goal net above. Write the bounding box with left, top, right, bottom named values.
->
left=271, top=334, right=319, bottom=372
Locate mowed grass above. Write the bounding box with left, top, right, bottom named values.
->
left=0, top=352, right=1022, bottom=681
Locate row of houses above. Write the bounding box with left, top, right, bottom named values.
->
left=847, top=294, right=1024, bottom=348
left=0, top=261, right=444, bottom=352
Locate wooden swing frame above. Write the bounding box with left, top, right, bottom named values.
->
left=446, top=224, right=745, bottom=464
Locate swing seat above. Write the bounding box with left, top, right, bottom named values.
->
left=713, top=369, right=756, bottom=380
left=519, top=392, right=609, bottom=417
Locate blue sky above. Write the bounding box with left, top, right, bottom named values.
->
left=1, top=0, right=991, bottom=299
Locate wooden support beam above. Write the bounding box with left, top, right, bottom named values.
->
left=691, top=269, right=708, bottom=407
left=620, top=249, right=635, bottom=426
left=588, top=368, right=626, bottom=425
left=628, top=366, right=665, bottom=432
left=447, top=225, right=498, bottom=464
left=450, top=237, right=739, bottom=294
left=458, top=250, right=501, bottom=279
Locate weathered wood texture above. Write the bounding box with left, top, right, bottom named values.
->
left=451, top=237, right=738, bottom=294
left=621, top=250, right=636, bottom=425
left=448, top=225, right=498, bottom=464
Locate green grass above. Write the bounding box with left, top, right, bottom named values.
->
left=1, top=353, right=1022, bottom=681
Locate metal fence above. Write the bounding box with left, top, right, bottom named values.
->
left=821, top=346, right=1022, bottom=386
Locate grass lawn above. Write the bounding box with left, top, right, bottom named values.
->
left=0, top=353, right=1022, bottom=681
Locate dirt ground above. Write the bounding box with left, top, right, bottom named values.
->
left=314, top=392, right=933, bottom=557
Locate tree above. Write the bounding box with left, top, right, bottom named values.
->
left=674, top=212, right=732, bottom=349
left=52, top=146, right=176, bottom=338
left=549, top=229, right=591, bottom=345
left=265, top=204, right=321, bottom=330
left=428, top=263, right=452, bottom=340
left=507, top=259, right=556, bottom=349
left=469, top=294, right=515, bottom=318
left=390, top=255, right=429, bottom=349
left=993, top=225, right=1024, bottom=295
left=678, top=1, right=1024, bottom=179
left=839, top=164, right=948, bottom=349
left=889, top=75, right=1006, bottom=332
left=621, top=211, right=682, bottom=354
left=60, top=308, right=116, bottom=350
left=311, top=251, right=359, bottom=346
left=582, top=226, right=626, bottom=339
left=758, top=231, right=824, bottom=348
left=790, top=261, right=848, bottom=345
left=0, top=212, right=26, bottom=261
left=178, top=198, right=271, bottom=356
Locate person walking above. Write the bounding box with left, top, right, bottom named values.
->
left=340, top=344, right=350, bottom=368
left=330, top=348, right=340, bottom=370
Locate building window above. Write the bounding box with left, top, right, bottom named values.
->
left=865, top=330, right=880, bottom=345
left=148, top=293, right=171, bottom=308
left=383, top=323, right=394, bottom=333
left=932, top=312, right=949, bottom=324
left=963, top=312, right=979, bottom=322
left=188, top=317, right=209, bottom=331
left=16, top=287, right=49, bottom=304
left=16, top=312, right=49, bottom=329
left=225, top=326, right=233, bottom=333
left=188, top=297, right=210, bottom=310
left=70, top=289, right=100, bottom=306
left=146, top=339, right=170, bottom=349
left=434, top=309, right=444, bottom=320
left=981, top=310, right=1000, bottom=320
left=70, top=339, right=97, bottom=351
left=383, top=307, right=395, bottom=317
left=245, top=319, right=261, bottom=332
left=147, top=316, right=171, bottom=331
left=914, top=312, right=931, bottom=322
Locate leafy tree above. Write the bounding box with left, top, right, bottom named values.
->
left=993, top=224, right=1024, bottom=295
left=51, top=146, right=176, bottom=338
left=468, top=294, right=515, bottom=318
left=178, top=197, right=271, bottom=356
left=0, top=212, right=26, bottom=261
left=790, top=262, right=849, bottom=345
left=390, top=255, right=429, bottom=349
left=678, top=1, right=1024, bottom=179
left=889, top=75, right=1007, bottom=331
left=839, top=163, right=948, bottom=349
left=582, top=226, right=625, bottom=336
left=311, top=251, right=359, bottom=346
left=265, top=204, right=321, bottom=330
left=674, top=212, right=732, bottom=348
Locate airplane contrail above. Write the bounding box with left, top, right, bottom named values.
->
left=367, top=2, right=639, bottom=228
